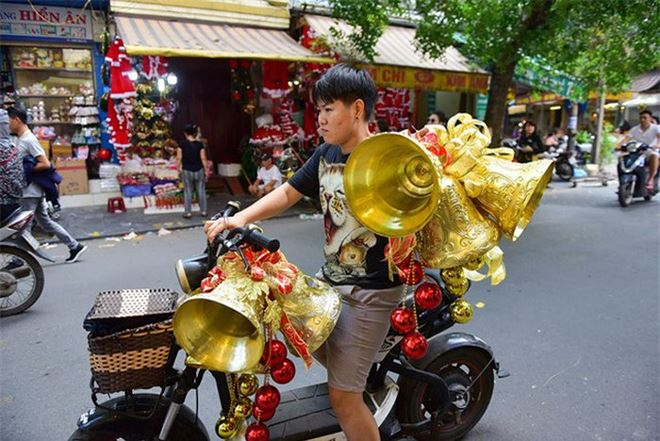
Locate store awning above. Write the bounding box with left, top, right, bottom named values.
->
left=631, top=69, right=660, bottom=93
left=303, top=14, right=489, bottom=93
left=114, top=14, right=334, bottom=63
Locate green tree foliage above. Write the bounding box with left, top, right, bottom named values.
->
left=328, top=0, right=659, bottom=144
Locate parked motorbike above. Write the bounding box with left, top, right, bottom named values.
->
left=0, top=207, right=53, bottom=317
left=503, top=138, right=574, bottom=181
left=69, top=202, right=506, bottom=441
left=617, top=141, right=658, bottom=207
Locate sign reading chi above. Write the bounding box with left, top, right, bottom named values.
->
left=0, top=4, right=93, bottom=43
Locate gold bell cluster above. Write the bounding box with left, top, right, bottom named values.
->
left=344, top=113, right=554, bottom=324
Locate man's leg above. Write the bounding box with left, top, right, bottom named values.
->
left=25, top=197, right=79, bottom=250
left=329, top=387, right=380, bottom=441
left=195, top=170, right=207, bottom=214
left=646, top=152, right=658, bottom=189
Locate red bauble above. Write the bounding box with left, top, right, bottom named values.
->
left=231, top=90, right=242, bottom=101
left=414, top=282, right=443, bottom=310
left=245, top=422, right=269, bottom=441
left=401, top=332, right=428, bottom=360
left=271, top=358, right=296, bottom=384
left=241, top=60, right=251, bottom=69
left=246, top=89, right=255, bottom=100
left=253, top=405, right=276, bottom=422
left=260, top=339, right=287, bottom=366
left=229, top=60, right=239, bottom=69
left=255, top=385, right=280, bottom=411
left=398, top=260, right=423, bottom=285
left=390, top=307, right=416, bottom=334
left=98, top=148, right=111, bottom=161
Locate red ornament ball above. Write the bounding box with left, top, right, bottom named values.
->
left=271, top=358, right=296, bottom=384
left=398, top=260, right=424, bottom=285
left=255, top=385, right=280, bottom=411
left=401, top=331, right=428, bottom=360
left=246, top=89, right=255, bottom=100
left=390, top=307, right=416, bottom=334
left=229, top=60, right=239, bottom=69
left=231, top=90, right=242, bottom=101
left=260, top=339, right=287, bottom=366
left=253, top=404, right=276, bottom=422
left=241, top=60, right=252, bottom=69
left=98, top=148, right=111, bottom=161
left=245, top=422, right=269, bottom=441
left=414, top=282, right=443, bottom=310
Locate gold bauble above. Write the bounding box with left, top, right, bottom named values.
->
left=237, top=374, right=259, bottom=396
left=463, top=256, right=485, bottom=271
left=215, top=416, right=239, bottom=438
left=446, top=279, right=469, bottom=297
left=233, top=397, right=253, bottom=419
left=449, top=300, right=473, bottom=324
left=441, top=268, right=465, bottom=285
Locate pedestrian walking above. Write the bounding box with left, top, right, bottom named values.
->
left=176, top=124, right=208, bottom=218
left=7, top=106, right=87, bottom=262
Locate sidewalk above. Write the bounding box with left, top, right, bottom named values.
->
left=39, top=194, right=320, bottom=243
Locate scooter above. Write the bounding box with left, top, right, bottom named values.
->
left=617, top=141, right=658, bottom=207
left=69, top=202, right=506, bottom=441
left=0, top=207, right=54, bottom=317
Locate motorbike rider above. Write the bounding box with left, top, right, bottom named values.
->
left=617, top=110, right=659, bottom=191
left=517, top=120, right=546, bottom=162
left=0, top=108, right=24, bottom=223
left=206, top=64, right=402, bottom=441
left=544, top=127, right=566, bottom=152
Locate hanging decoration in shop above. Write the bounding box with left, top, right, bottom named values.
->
left=262, top=60, right=290, bottom=99
left=229, top=59, right=256, bottom=113
left=104, top=37, right=136, bottom=161
left=374, top=87, right=411, bottom=132
left=141, top=56, right=168, bottom=80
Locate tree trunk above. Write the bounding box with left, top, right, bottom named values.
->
left=593, top=88, right=606, bottom=165
left=484, top=59, right=517, bottom=147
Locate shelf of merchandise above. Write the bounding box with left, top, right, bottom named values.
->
left=32, top=121, right=74, bottom=125
left=19, top=95, right=74, bottom=98
left=13, top=67, right=91, bottom=73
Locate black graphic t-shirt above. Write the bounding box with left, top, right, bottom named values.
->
left=288, top=144, right=401, bottom=289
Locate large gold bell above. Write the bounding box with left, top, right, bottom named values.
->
left=344, top=133, right=441, bottom=237
left=459, top=156, right=554, bottom=241
left=417, top=174, right=500, bottom=269
left=173, top=278, right=265, bottom=372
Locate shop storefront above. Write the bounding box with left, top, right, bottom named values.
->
left=298, top=13, right=490, bottom=131
left=0, top=1, right=109, bottom=193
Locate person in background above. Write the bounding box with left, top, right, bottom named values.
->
left=619, top=110, right=659, bottom=190
left=427, top=110, right=447, bottom=126
left=0, top=109, right=24, bottom=223
left=176, top=123, right=208, bottom=219
left=376, top=119, right=389, bottom=133
left=517, top=120, right=546, bottom=162
left=7, top=106, right=87, bottom=263
left=544, top=127, right=566, bottom=151
left=248, top=154, right=282, bottom=198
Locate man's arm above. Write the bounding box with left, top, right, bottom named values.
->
left=200, top=148, right=209, bottom=177
left=32, top=154, right=51, bottom=172
left=205, top=183, right=303, bottom=240
left=176, top=147, right=182, bottom=172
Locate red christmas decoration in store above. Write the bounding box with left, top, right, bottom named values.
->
left=253, top=405, right=276, bottom=422
left=374, top=87, right=410, bottom=131
left=246, top=88, right=255, bottom=100
left=260, top=339, right=287, bottom=366
left=271, top=358, right=296, bottom=384
left=390, top=307, right=416, bottom=334
left=241, top=60, right=251, bottom=70
left=398, top=259, right=424, bottom=285
left=414, top=282, right=443, bottom=310
left=401, top=332, right=428, bottom=360
left=105, top=36, right=135, bottom=158
left=141, top=55, right=168, bottom=80
left=98, top=148, right=111, bottom=161
left=255, top=385, right=280, bottom=411
left=262, top=60, right=290, bottom=99
left=232, top=90, right=242, bottom=101
left=229, top=59, right=239, bottom=70
left=245, top=422, right=269, bottom=441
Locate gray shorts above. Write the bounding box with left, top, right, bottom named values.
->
left=312, top=282, right=403, bottom=393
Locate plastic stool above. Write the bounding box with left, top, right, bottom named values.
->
left=107, top=197, right=126, bottom=213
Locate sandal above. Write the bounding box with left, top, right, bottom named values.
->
left=200, top=211, right=208, bottom=217
left=183, top=213, right=192, bottom=219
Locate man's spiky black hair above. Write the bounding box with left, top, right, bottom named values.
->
left=313, top=63, right=377, bottom=121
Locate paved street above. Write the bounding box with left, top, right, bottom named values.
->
left=1, top=181, right=658, bottom=441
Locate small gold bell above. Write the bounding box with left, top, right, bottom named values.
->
left=237, top=374, right=259, bottom=396
left=450, top=299, right=473, bottom=324
left=441, top=268, right=465, bottom=285
left=463, top=256, right=485, bottom=271
left=446, top=279, right=469, bottom=296
left=215, top=415, right=239, bottom=438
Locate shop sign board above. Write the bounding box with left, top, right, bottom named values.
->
left=0, top=4, right=93, bottom=43
left=475, top=93, right=489, bottom=120
left=363, top=65, right=490, bottom=93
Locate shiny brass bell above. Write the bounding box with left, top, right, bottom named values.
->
left=344, top=133, right=441, bottom=237
left=460, top=157, right=554, bottom=241
left=173, top=278, right=265, bottom=372
left=417, top=174, right=500, bottom=269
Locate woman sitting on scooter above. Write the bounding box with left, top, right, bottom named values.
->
left=517, top=121, right=546, bottom=162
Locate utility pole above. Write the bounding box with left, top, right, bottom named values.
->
left=592, top=87, right=606, bottom=166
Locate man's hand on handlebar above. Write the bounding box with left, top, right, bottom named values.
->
left=204, top=214, right=247, bottom=242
